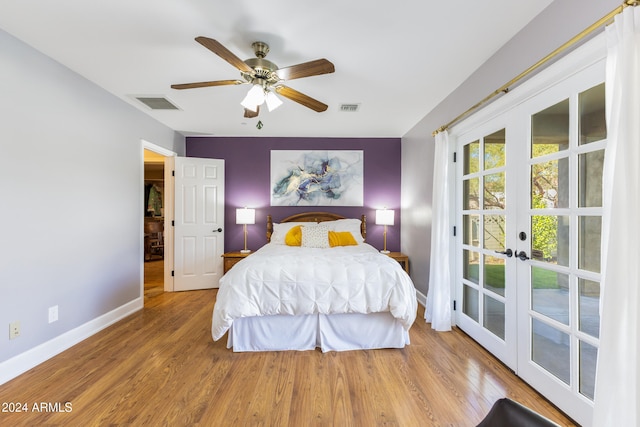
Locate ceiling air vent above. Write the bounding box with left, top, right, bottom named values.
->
left=340, top=103, right=360, bottom=112
left=135, top=96, right=180, bottom=110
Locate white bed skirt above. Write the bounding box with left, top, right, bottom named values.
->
left=227, top=312, right=410, bottom=352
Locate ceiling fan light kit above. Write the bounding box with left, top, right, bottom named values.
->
left=171, top=37, right=334, bottom=117
left=240, top=82, right=283, bottom=113
left=240, top=84, right=266, bottom=112
left=264, top=91, right=283, bottom=111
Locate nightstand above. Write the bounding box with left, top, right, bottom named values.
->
left=385, top=252, right=409, bottom=274
left=222, top=251, right=252, bottom=273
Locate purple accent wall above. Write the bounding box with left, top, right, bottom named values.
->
left=186, top=137, right=401, bottom=252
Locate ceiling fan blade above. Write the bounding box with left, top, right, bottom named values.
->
left=195, top=37, right=254, bottom=74
left=171, top=80, right=244, bottom=90
left=244, top=106, right=260, bottom=118
left=275, top=86, right=328, bottom=112
left=275, top=59, right=335, bottom=81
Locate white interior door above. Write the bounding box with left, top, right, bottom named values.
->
left=174, top=157, right=225, bottom=291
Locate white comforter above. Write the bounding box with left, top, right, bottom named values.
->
left=211, top=243, right=417, bottom=341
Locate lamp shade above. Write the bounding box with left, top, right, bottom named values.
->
left=240, top=85, right=265, bottom=112
left=265, top=91, right=283, bottom=112
left=375, top=209, right=394, bottom=226
left=236, top=207, right=255, bottom=225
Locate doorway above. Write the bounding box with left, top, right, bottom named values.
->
left=141, top=140, right=176, bottom=300
left=144, top=148, right=166, bottom=301
left=140, top=141, right=225, bottom=295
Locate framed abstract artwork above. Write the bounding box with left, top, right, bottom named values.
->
left=270, top=150, right=364, bottom=206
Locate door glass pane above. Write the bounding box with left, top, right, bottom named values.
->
left=579, top=216, right=601, bottom=273
left=532, top=318, right=570, bottom=385
left=532, top=266, right=569, bottom=325
left=463, top=285, right=479, bottom=322
left=578, top=150, right=604, bottom=207
left=484, top=215, right=505, bottom=251
left=484, top=255, right=505, bottom=297
left=484, top=295, right=505, bottom=339
left=579, top=83, right=606, bottom=145
left=464, top=140, right=480, bottom=174
left=531, top=157, right=569, bottom=209
left=579, top=278, right=600, bottom=338
left=463, top=215, right=480, bottom=246
left=484, top=129, right=506, bottom=170
left=484, top=172, right=505, bottom=209
left=531, top=215, right=569, bottom=266
left=463, top=249, right=479, bottom=284
left=580, top=341, right=598, bottom=400
left=463, top=178, right=479, bottom=210
left=532, top=98, right=569, bottom=158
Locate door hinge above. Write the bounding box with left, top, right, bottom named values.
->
left=453, top=152, right=457, bottom=163
left=453, top=300, right=457, bottom=311
left=453, top=226, right=457, bottom=237
left=171, top=270, right=175, bottom=277
left=172, top=220, right=175, bottom=227
left=172, top=170, right=175, bottom=177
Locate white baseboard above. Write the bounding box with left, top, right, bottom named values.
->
left=0, top=297, right=143, bottom=386
left=416, top=289, right=427, bottom=307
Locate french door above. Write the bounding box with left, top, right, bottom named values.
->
left=457, top=120, right=518, bottom=369
left=455, top=58, right=605, bottom=426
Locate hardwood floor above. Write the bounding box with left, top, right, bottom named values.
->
left=0, top=289, right=577, bottom=426
left=144, top=260, right=164, bottom=300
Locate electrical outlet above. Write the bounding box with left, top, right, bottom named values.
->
left=48, top=305, right=58, bottom=323
left=9, top=321, right=20, bottom=339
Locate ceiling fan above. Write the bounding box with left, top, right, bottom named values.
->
left=171, top=37, right=335, bottom=118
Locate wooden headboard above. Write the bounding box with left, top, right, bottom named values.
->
left=266, top=211, right=367, bottom=242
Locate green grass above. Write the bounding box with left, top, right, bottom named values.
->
left=465, top=264, right=559, bottom=289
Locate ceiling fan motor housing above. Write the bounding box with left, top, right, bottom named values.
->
left=243, top=57, right=280, bottom=86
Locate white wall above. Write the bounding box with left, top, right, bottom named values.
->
left=0, top=29, right=184, bottom=379
left=401, top=0, right=620, bottom=299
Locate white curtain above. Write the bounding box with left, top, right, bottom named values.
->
left=593, top=6, right=640, bottom=426
left=425, top=130, right=452, bottom=331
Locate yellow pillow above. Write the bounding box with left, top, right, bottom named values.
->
left=328, top=231, right=358, bottom=247
left=284, top=225, right=303, bottom=246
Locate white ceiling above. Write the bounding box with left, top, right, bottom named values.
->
left=0, top=0, right=553, bottom=138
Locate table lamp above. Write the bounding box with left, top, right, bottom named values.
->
left=376, top=208, right=394, bottom=254
left=236, top=207, right=256, bottom=253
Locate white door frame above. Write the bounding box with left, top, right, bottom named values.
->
left=142, top=140, right=176, bottom=292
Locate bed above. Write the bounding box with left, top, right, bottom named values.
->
left=211, top=212, right=417, bottom=352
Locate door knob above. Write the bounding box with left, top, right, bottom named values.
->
left=213, top=228, right=222, bottom=232
left=495, top=248, right=513, bottom=257
left=516, top=250, right=530, bottom=261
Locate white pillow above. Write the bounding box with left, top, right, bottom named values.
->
left=301, top=224, right=330, bottom=248
left=271, top=222, right=313, bottom=244
left=321, top=218, right=364, bottom=243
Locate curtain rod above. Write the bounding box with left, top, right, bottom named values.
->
left=432, top=0, right=638, bottom=137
